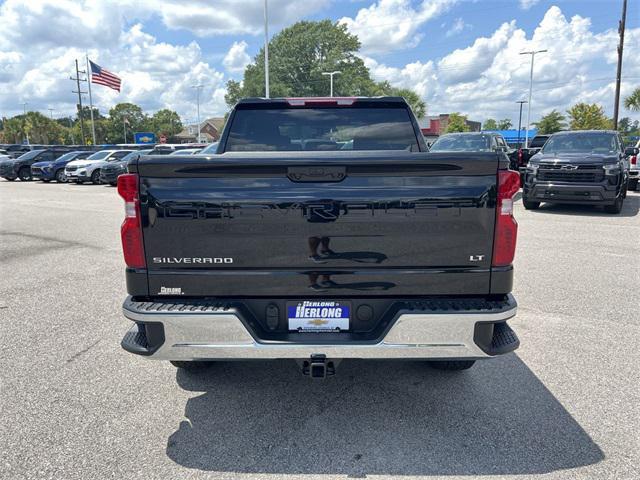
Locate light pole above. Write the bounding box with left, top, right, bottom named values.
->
left=264, top=0, right=270, bottom=98
left=516, top=100, right=527, bottom=148
left=322, top=71, right=341, bottom=97
left=22, top=102, right=29, bottom=144
left=191, top=84, right=204, bottom=143
left=48, top=108, right=54, bottom=119
left=520, top=49, right=546, bottom=148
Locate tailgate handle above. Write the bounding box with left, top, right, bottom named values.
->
left=287, top=166, right=346, bottom=182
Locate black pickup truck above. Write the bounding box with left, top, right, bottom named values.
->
left=522, top=130, right=633, bottom=213
left=117, top=97, right=521, bottom=377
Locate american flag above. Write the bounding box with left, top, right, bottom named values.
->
left=89, top=60, right=121, bottom=92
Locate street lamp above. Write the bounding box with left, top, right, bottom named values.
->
left=191, top=84, right=204, bottom=143
left=516, top=100, right=527, bottom=148
left=321, top=71, right=341, bottom=97
left=520, top=49, right=547, bottom=148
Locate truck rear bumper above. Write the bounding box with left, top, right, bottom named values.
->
left=121, top=295, right=519, bottom=360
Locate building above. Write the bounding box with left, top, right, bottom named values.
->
left=175, top=117, right=225, bottom=143
left=419, top=114, right=482, bottom=140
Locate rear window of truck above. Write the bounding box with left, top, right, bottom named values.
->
left=224, top=106, right=420, bottom=152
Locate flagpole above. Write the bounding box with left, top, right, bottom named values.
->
left=86, top=55, right=97, bottom=145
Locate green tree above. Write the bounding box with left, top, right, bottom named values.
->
left=567, top=103, right=611, bottom=130
left=624, top=87, right=640, bottom=112
left=446, top=113, right=470, bottom=133
left=225, top=20, right=424, bottom=115
left=149, top=109, right=182, bottom=138
left=497, top=119, right=512, bottom=130
left=483, top=118, right=498, bottom=130
left=106, top=103, right=148, bottom=143
left=534, top=109, right=567, bottom=134
left=369, top=81, right=425, bottom=118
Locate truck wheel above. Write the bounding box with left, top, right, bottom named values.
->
left=170, top=360, right=211, bottom=371
left=91, top=170, right=101, bottom=184
left=18, top=167, right=32, bottom=181
left=522, top=198, right=540, bottom=210
left=629, top=178, right=638, bottom=191
left=55, top=169, right=67, bottom=183
left=604, top=195, right=624, bottom=214
left=428, top=360, right=476, bottom=371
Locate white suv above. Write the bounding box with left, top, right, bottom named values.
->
left=65, top=150, right=133, bottom=184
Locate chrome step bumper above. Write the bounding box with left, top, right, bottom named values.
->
left=121, top=295, right=518, bottom=361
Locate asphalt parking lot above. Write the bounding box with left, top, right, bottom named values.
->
left=1, top=180, right=639, bottom=480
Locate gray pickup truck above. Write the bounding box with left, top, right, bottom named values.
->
left=117, top=97, right=521, bottom=378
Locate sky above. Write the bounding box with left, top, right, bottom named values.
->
left=0, top=0, right=638, bottom=126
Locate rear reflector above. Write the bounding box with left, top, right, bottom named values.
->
left=117, top=173, right=146, bottom=268
left=492, top=170, right=520, bottom=267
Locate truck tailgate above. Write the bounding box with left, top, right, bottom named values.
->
left=136, top=151, right=499, bottom=297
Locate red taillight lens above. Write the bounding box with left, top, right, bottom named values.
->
left=492, top=170, right=520, bottom=267
left=517, top=148, right=523, bottom=166
left=117, top=173, right=146, bottom=268
left=632, top=155, right=637, bottom=166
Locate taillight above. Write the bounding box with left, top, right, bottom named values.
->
left=492, top=170, right=520, bottom=267
left=632, top=155, right=637, bottom=166
left=117, top=173, right=146, bottom=268
left=517, top=148, right=523, bottom=166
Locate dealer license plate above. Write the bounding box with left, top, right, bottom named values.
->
left=287, top=301, right=350, bottom=332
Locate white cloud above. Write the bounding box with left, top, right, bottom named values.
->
left=223, top=41, right=252, bottom=74
left=339, top=0, right=456, bottom=54
left=445, top=17, right=470, bottom=38
left=520, top=0, right=540, bottom=10
left=365, top=6, right=640, bottom=123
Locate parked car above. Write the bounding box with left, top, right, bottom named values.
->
left=147, top=143, right=207, bottom=155
left=523, top=130, right=632, bottom=213
left=517, top=135, right=550, bottom=168
left=31, top=150, right=93, bottom=182
left=118, top=96, right=520, bottom=376
left=429, top=132, right=516, bottom=168
left=99, top=149, right=152, bottom=186
left=197, top=142, right=219, bottom=155
left=0, top=147, right=73, bottom=181
left=168, top=148, right=201, bottom=155
left=65, top=149, right=134, bottom=184
left=1, top=144, right=39, bottom=159
left=628, top=139, right=639, bottom=191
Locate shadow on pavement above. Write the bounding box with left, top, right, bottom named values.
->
left=166, top=355, right=603, bottom=476
left=528, top=192, right=639, bottom=217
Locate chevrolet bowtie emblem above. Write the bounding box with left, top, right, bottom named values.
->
left=307, top=319, right=329, bottom=326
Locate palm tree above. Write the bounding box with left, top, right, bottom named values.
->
left=624, top=87, right=640, bottom=112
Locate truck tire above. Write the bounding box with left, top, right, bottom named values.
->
left=55, top=169, right=67, bottom=183
left=522, top=198, right=540, bottom=210
left=629, top=178, right=638, bottom=191
left=604, top=195, right=624, bottom=214
left=428, top=360, right=476, bottom=371
left=170, top=360, right=211, bottom=371
left=91, top=170, right=101, bottom=184
left=18, top=167, right=32, bottom=181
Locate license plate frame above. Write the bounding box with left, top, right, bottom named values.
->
left=287, top=301, right=351, bottom=332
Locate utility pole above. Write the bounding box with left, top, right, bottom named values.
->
left=264, top=0, right=270, bottom=98
left=322, top=71, right=341, bottom=97
left=70, top=59, right=87, bottom=145
left=191, top=84, right=203, bottom=142
left=516, top=100, right=527, bottom=148
left=520, top=49, right=547, bottom=148
left=613, top=0, right=627, bottom=130
left=68, top=117, right=75, bottom=145
left=48, top=108, right=54, bottom=119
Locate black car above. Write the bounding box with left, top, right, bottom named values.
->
left=517, top=135, right=550, bottom=170
left=99, top=149, right=152, bottom=186
left=0, top=144, right=40, bottom=159
left=0, top=147, right=74, bottom=181
left=522, top=130, right=634, bottom=214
